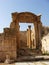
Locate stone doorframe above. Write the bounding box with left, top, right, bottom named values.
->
left=10, top=12, right=42, bottom=50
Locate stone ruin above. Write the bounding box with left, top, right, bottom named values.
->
left=0, top=12, right=43, bottom=61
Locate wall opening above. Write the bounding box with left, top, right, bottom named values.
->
left=19, top=23, right=34, bottom=31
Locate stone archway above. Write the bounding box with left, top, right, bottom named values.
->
left=10, top=12, right=42, bottom=53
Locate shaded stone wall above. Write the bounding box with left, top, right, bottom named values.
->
left=0, top=33, right=4, bottom=60
left=41, top=26, right=49, bottom=37
left=20, top=31, right=27, bottom=48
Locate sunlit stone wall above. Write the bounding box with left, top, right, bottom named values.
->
left=41, top=33, right=49, bottom=54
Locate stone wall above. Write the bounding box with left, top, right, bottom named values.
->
left=0, top=25, right=49, bottom=61
left=41, top=26, right=49, bottom=54
left=20, top=31, right=27, bottom=48
left=41, top=33, right=49, bottom=54
left=41, top=26, right=49, bottom=37
left=0, top=28, right=17, bottom=61
left=0, top=28, right=35, bottom=61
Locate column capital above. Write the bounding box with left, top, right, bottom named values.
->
left=27, top=29, right=28, bottom=31
left=28, top=25, right=31, bottom=29
left=19, top=25, right=20, bottom=28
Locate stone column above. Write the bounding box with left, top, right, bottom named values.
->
left=34, top=21, right=42, bottom=51
left=38, top=22, right=42, bottom=50
left=37, top=15, right=42, bottom=50
left=28, top=25, right=31, bottom=48
left=27, top=29, right=29, bottom=47
left=15, top=21, right=20, bottom=50
left=34, top=22, right=39, bottom=49
left=10, top=12, right=19, bottom=58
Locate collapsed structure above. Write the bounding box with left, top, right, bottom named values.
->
left=0, top=12, right=42, bottom=61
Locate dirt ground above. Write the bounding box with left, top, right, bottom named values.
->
left=0, top=63, right=15, bottom=65
left=0, top=61, right=49, bottom=65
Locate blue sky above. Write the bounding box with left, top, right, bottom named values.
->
left=0, top=0, right=49, bottom=32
